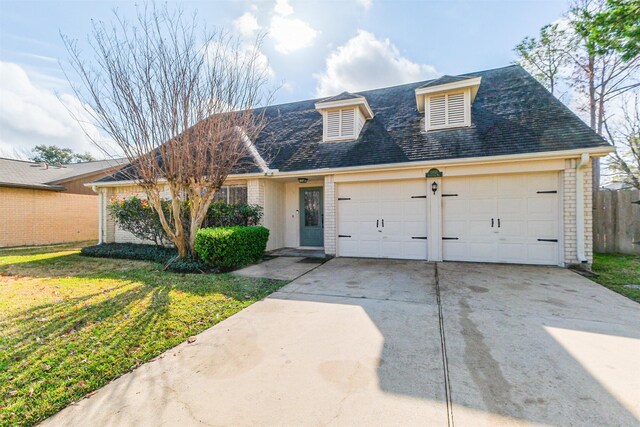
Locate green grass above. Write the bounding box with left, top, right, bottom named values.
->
left=0, top=243, right=286, bottom=426
left=592, top=253, right=640, bottom=303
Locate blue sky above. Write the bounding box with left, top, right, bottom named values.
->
left=0, top=0, right=571, bottom=158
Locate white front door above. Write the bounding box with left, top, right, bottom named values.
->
left=337, top=180, right=428, bottom=260
left=442, top=172, right=560, bottom=265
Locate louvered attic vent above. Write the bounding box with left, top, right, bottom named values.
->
left=415, top=75, right=481, bottom=131
left=315, top=92, right=373, bottom=142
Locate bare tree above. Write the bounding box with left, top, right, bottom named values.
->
left=514, top=23, right=571, bottom=95
left=603, top=92, right=640, bottom=189
left=569, top=0, right=640, bottom=190
left=62, top=3, right=272, bottom=258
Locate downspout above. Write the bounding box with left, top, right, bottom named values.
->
left=575, top=153, right=589, bottom=263
left=92, top=185, right=104, bottom=245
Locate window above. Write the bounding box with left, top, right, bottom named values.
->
left=426, top=91, right=470, bottom=130
left=213, top=185, right=247, bottom=204
left=325, top=108, right=357, bottom=140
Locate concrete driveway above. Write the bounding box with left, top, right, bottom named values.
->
left=44, top=258, right=640, bottom=426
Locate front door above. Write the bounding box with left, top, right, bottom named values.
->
left=299, top=187, right=324, bottom=247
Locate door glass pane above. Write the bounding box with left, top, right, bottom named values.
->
left=304, top=190, right=320, bottom=226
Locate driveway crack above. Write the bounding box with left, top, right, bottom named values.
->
left=435, top=263, right=454, bottom=427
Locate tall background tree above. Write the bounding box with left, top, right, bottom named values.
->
left=30, top=144, right=95, bottom=164
left=62, top=3, right=273, bottom=258
left=603, top=91, right=640, bottom=189
left=515, top=0, right=640, bottom=191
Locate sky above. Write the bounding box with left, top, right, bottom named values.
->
left=0, top=0, right=572, bottom=159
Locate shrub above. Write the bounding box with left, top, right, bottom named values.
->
left=107, top=196, right=170, bottom=246
left=81, top=243, right=211, bottom=273
left=107, top=196, right=263, bottom=246
left=194, top=226, right=269, bottom=272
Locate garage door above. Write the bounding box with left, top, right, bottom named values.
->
left=337, top=180, right=428, bottom=259
left=442, top=172, right=560, bottom=265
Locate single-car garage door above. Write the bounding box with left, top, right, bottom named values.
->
left=442, top=172, right=560, bottom=265
left=337, top=180, right=428, bottom=260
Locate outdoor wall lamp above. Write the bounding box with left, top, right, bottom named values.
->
left=298, top=177, right=308, bottom=184
left=431, top=181, right=438, bottom=194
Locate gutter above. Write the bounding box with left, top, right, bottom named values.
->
left=85, top=145, right=614, bottom=188
left=0, top=182, right=65, bottom=191
left=575, top=153, right=590, bottom=263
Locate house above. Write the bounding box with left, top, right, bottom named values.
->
left=0, top=158, right=125, bottom=247
left=91, top=65, right=612, bottom=267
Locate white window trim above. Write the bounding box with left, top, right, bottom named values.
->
left=425, top=89, right=471, bottom=131
left=323, top=107, right=359, bottom=142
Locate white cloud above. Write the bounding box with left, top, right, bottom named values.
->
left=357, top=0, right=372, bottom=11
left=0, top=61, right=104, bottom=158
left=233, top=12, right=261, bottom=38
left=274, top=0, right=294, bottom=17
left=314, top=30, right=438, bottom=97
left=269, top=0, right=319, bottom=54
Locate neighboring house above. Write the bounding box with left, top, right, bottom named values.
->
left=91, top=65, right=612, bottom=267
left=0, top=158, right=125, bottom=247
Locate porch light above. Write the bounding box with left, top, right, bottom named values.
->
left=431, top=181, right=438, bottom=194
left=298, top=177, right=309, bottom=183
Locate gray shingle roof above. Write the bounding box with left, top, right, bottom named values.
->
left=97, top=65, right=609, bottom=183
left=0, top=158, right=126, bottom=190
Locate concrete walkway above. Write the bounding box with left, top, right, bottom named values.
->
left=43, top=258, right=640, bottom=426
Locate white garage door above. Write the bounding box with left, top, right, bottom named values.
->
left=337, top=180, right=428, bottom=260
left=442, top=172, right=560, bottom=265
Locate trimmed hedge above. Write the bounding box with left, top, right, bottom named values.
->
left=195, top=226, right=269, bottom=272
left=81, top=243, right=211, bottom=273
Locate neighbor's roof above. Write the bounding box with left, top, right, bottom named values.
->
left=97, top=65, right=610, bottom=183
left=0, top=158, right=126, bottom=191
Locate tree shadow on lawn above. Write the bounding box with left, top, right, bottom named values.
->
left=0, top=252, right=283, bottom=426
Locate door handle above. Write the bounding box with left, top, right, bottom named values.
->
left=498, top=218, right=501, bottom=228
left=377, top=219, right=379, bottom=228
left=491, top=218, right=494, bottom=227
left=382, top=219, right=384, bottom=227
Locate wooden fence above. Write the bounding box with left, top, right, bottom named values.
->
left=594, top=189, right=640, bottom=254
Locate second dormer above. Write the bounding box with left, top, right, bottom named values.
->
left=315, top=92, right=374, bottom=142
left=415, top=75, right=481, bottom=131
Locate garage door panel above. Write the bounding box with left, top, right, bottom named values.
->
left=337, top=180, right=427, bottom=260
left=527, top=243, right=558, bottom=264
left=443, top=173, right=559, bottom=265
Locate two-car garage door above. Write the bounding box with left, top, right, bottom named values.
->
left=336, top=172, right=560, bottom=265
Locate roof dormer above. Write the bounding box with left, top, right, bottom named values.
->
left=415, top=75, right=481, bottom=131
left=315, top=92, right=373, bottom=142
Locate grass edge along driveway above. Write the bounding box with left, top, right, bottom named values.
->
left=0, top=243, right=286, bottom=427
left=592, top=252, right=640, bottom=303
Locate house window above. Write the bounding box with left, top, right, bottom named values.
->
left=325, top=108, right=356, bottom=140
left=426, top=91, right=469, bottom=130
left=213, top=185, right=247, bottom=204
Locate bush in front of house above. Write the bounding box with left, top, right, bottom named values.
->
left=107, top=196, right=171, bottom=246
left=81, top=243, right=211, bottom=273
left=194, top=226, right=270, bottom=272
left=107, top=196, right=263, bottom=246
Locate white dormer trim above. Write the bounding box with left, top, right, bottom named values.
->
left=315, top=98, right=374, bottom=120
left=316, top=95, right=373, bottom=142
left=415, top=76, right=481, bottom=113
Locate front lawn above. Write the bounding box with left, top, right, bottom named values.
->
left=592, top=253, right=640, bottom=303
left=0, top=243, right=285, bottom=426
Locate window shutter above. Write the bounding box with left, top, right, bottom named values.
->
left=341, top=108, right=355, bottom=137
left=447, top=93, right=465, bottom=125
left=428, top=95, right=446, bottom=128
left=326, top=110, right=340, bottom=138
